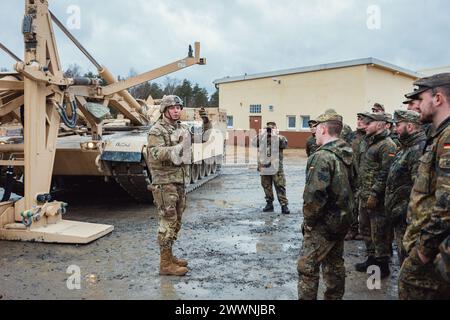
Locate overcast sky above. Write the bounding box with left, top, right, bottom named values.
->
left=1, top=0, right=449, bottom=94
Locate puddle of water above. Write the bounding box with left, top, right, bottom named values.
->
left=214, top=234, right=258, bottom=254
left=237, top=220, right=266, bottom=227
left=256, top=243, right=294, bottom=253
left=159, top=277, right=181, bottom=300
left=238, top=219, right=280, bottom=227
left=214, top=233, right=296, bottom=255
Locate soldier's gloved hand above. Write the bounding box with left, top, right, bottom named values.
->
left=199, top=108, right=209, bottom=122
left=181, top=130, right=192, bottom=147
left=366, top=195, right=378, bottom=209
left=170, top=143, right=184, bottom=165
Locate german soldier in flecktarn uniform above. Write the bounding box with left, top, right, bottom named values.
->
left=354, top=112, right=397, bottom=278
left=385, top=113, right=401, bottom=148
left=385, top=110, right=426, bottom=266
left=306, top=119, right=319, bottom=157
left=398, top=73, right=450, bottom=300
left=298, top=112, right=354, bottom=300
left=435, top=236, right=450, bottom=284
left=345, top=112, right=369, bottom=241
left=147, top=95, right=211, bottom=276
left=324, top=109, right=354, bottom=144
left=372, top=103, right=385, bottom=114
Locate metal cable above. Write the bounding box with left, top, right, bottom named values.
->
left=49, top=10, right=102, bottom=70
left=0, top=41, right=22, bottom=62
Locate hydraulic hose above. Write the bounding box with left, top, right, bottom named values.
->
left=1, top=167, right=14, bottom=202
left=56, top=100, right=78, bottom=128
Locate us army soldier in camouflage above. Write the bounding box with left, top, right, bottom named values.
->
left=385, top=110, right=426, bottom=266
left=147, top=95, right=211, bottom=276
left=298, top=113, right=354, bottom=300
left=253, top=122, right=290, bottom=214
left=355, top=112, right=397, bottom=278
left=399, top=73, right=450, bottom=299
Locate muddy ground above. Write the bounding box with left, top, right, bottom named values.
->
left=0, top=149, right=399, bottom=300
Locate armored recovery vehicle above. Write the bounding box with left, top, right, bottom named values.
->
left=0, top=0, right=226, bottom=244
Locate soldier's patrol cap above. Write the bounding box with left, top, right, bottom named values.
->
left=372, top=103, right=385, bottom=112
left=385, top=113, right=394, bottom=124
left=402, top=98, right=414, bottom=104
left=357, top=111, right=371, bottom=118
left=359, top=112, right=387, bottom=122
left=393, top=110, right=421, bottom=124
left=324, top=108, right=338, bottom=115
left=313, top=113, right=343, bottom=125
left=266, top=121, right=277, bottom=128
left=405, top=73, right=450, bottom=100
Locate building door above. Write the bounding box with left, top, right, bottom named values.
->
left=249, top=116, right=262, bottom=133
left=248, top=116, right=262, bottom=147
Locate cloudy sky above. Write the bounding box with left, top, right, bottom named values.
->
left=1, top=0, right=449, bottom=94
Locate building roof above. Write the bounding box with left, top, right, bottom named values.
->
left=213, top=57, right=420, bottom=85
left=419, top=65, right=450, bottom=76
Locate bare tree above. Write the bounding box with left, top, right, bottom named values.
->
left=64, top=63, right=82, bottom=78
left=163, top=76, right=181, bottom=95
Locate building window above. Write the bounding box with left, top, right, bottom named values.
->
left=268, top=105, right=274, bottom=112
left=287, top=116, right=296, bottom=129
left=249, top=104, right=261, bottom=113
left=301, top=116, right=311, bottom=129
left=227, top=116, right=234, bottom=129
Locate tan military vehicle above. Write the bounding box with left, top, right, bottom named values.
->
left=0, top=0, right=226, bottom=243
left=53, top=103, right=227, bottom=203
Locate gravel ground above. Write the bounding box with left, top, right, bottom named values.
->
left=0, top=149, right=399, bottom=300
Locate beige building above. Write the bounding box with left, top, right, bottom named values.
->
left=420, top=65, right=450, bottom=76
left=214, top=58, right=419, bottom=148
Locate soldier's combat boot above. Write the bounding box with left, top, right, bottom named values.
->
left=376, top=258, right=391, bottom=279
left=171, top=248, right=188, bottom=267
left=263, top=202, right=274, bottom=212
left=355, top=255, right=377, bottom=272
left=281, top=205, right=290, bottom=214
left=159, top=248, right=188, bottom=276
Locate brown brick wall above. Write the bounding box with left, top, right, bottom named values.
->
left=226, top=130, right=311, bottom=148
